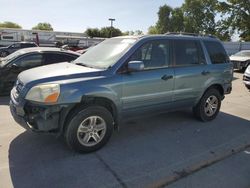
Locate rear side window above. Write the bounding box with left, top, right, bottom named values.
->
left=44, top=53, right=77, bottom=65
left=204, top=41, right=228, bottom=64
left=13, top=54, right=43, bottom=68
left=174, top=40, right=205, bottom=66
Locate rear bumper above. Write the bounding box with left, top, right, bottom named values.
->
left=223, top=83, right=232, bottom=94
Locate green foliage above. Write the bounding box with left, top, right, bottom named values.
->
left=0, top=21, right=22, bottom=28
left=123, top=30, right=144, bottom=35
left=149, top=5, right=185, bottom=34
left=182, top=0, right=218, bottom=34
left=84, top=27, right=122, bottom=38
left=148, top=0, right=250, bottom=41
left=85, top=28, right=101, bottom=38
left=155, top=5, right=173, bottom=33
left=148, top=26, right=159, bottom=34
left=32, top=23, right=53, bottom=31
left=218, top=0, right=250, bottom=41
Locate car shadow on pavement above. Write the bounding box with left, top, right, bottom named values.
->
left=0, top=96, right=10, bottom=106
left=8, top=111, right=250, bottom=188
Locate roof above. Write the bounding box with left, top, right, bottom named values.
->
left=15, top=41, right=37, bottom=44
left=113, top=34, right=220, bottom=43
left=17, top=47, right=80, bottom=56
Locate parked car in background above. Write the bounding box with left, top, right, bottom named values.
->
left=0, top=47, right=80, bottom=95
left=243, top=65, right=250, bottom=90
left=9, top=34, right=233, bottom=153
left=0, top=42, right=38, bottom=57
left=61, top=44, right=83, bottom=52
left=76, top=48, right=89, bottom=54
left=230, top=50, right=250, bottom=71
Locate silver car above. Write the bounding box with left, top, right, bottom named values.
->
left=230, top=50, right=250, bottom=71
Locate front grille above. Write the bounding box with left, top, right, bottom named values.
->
left=232, top=61, right=242, bottom=69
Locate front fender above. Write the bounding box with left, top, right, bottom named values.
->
left=58, top=84, right=120, bottom=107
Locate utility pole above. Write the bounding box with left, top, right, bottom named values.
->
left=108, top=18, right=115, bottom=38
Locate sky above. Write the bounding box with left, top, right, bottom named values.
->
left=0, top=0, right=184, bottom=33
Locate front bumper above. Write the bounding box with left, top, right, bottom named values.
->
left=10, top=88, right=62, bottom=133
left=243, top=74, right=250, bottom=90
left=10, top=99, right=30, bottom=130
left=232, top=61, right=249, bottom=70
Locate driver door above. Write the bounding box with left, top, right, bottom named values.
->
left=121, top=39, right=174, bottom=116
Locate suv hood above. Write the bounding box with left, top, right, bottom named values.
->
left=18, top=62, right=103, bottom=85
left=230, top=55, right=250, bottom=62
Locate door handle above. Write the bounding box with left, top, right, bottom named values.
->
left=161, top=75, right=173, bottom=81
left=201, top=71, right=210, bottom=75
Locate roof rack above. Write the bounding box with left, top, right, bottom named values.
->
left=165, top=32, right=217, bottom=38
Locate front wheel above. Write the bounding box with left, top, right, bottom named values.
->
left=193, top=88, right=222, bottom=122
left=64, top=106, right=114, bottom=153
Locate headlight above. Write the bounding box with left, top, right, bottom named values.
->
left=25, top=84, right=60, bottom=103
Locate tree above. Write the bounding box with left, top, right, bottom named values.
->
left=85, top=28, right=100, bottom=38
left=0, top=21, right=22, bottom=28
left=182, top=0, right=218, bottom=34
left=149, top=5, right=185, bottom=34
left=218, top=0, right=250, bottom=41
left=84, top=27, right=122, bottom=38
left=148, top=26, right=159, bottom=34
left=123, top=30, right=144, bottom=35
left=32, top=22, right=53, bottom=31
left=134, top=30, right=144, bottom=35
left=99, top=27, right=122, bottom=38
left=155, top=5, right=173, bottom=33
left=170, top=8, right=185, bottom=32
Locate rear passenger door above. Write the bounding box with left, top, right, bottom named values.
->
left=173, top=39, right=209, bottom=103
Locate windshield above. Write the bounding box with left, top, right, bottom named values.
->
left=0, top=50, right=23, bottom=67
left=73, top=37, right=137, bottom=69
left=234, top=51, right=250, bottom=57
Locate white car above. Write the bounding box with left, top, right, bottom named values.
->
left=230, top=50, right=250, bottom=71
left=243, top=65, right=250, bottom=90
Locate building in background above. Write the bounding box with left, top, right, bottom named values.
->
left=0, top=28, right=104, bottom=48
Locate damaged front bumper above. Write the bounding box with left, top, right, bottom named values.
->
left=10, top=89, right=63, bottom=133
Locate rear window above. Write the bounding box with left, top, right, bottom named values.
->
left=204, top=41, right=228, bottom=64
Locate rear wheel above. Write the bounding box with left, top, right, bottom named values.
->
left=193, top=88, right=222, bottom=122
left=64, top=106, right=114, bottom=153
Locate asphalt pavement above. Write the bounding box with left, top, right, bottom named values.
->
left=0, top=72, right=250, bottom=188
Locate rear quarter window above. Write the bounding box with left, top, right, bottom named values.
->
left=204, top=41, right=228, bottom=64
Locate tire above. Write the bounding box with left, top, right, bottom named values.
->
left=64, top=105, right=114, bottom=153
left=0, top=51, right=9, bottom=57
left=193, top=88, right=222, bottom=122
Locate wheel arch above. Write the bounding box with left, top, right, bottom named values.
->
left=60, top=96, right=119, bottom=135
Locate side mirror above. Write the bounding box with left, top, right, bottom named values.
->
left=127, top=61, right=144, bottom=72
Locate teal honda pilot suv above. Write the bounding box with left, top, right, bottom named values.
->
left=10, top=33, right=233, bottom=153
